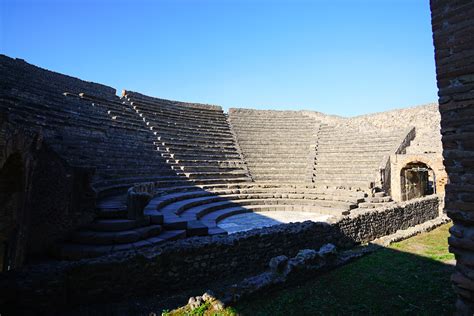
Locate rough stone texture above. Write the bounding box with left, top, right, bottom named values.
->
left=228, top=108, right=317, bottom=183
left=0, top=196, right=438, bottom=313
left=303, top=104, right=445, bottom=193
left=430, top=1, right=474, bottom=314
left=390, top=153, right=447, bottom=204
left=0, top=120, right=95, bottom=268
left=0, top=53, right=446, bottom=262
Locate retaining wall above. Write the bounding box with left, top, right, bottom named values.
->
left=0, top=196, right=439, bottom=313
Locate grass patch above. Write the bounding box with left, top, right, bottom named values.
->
left=167, top=223, right=455, bottom=315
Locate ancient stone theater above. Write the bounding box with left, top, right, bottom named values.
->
left=2, top=0, right=474, bottom=313
left=0, top=53, right=449, bottom=310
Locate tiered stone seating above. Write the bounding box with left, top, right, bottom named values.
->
left=0, top=55, right=404, bottom=261
left=314, top=124, right=410, bottom=190
left=228, top=109, right=319, bottom=182
left=143, top=183, right=366, bottom=237
left=404, top=129, right=442, bottom=154
left=0, top=56, right=194, bottom=259
left=123, top=91, right=252, bottom=185
left=0, top=56, right=185, bottom=197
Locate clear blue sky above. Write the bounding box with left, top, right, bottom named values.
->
left=0, top=0, right=437, bottom=116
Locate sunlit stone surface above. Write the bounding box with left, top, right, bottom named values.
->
left=218, top=211, right=333, bottom=234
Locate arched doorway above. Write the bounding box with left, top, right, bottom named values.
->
left=400, top=162, right=435, bottom=201
left=0, top=153, right=25, bottom=272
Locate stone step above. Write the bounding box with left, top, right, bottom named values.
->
left=156, top=141, right=237, bottom=151
left=177, top=165, right=247, bottom=173
left=312, top=179, right=371, bottom=189
left=236, top=140, right=313, bottom=145
left=138, top=113, right=231, bottom=130
left=358, top=201, right=396, bottom=209
left=314, top=169, right=377, bottom=175
left=56, top=229, right=186, bottom=260
left=169, top=152, right=242, bottom=160
left=155, top=132, right=235, bottom=143
left=128, top=99, right=224, bottom=115
left=243, top=153, right=313, bottom=158
left=71, top=225, right=163, bottom=245
left=315, top=153, right=387, bottom=159
left=96, top=195, right=127, bottom=210
left=239, top=146, right=314, bottom=152
left=174, top=159, right=246, bottom=167
left=184, top=171, right=250, bottom=180
left=186, top=220, right=209, bottom=236
left=235, top=134, right=314, bottom=140
left=153, top=129, right=234, bottom=141
left=180, top=198, right=351, bottom=220
left=182, top=194, right=356, bottom=214
left=316, top=148, right=393, bottom=154
left=314, top=159, right=382, bottom=165
left=149, top=187, right=365, bottom=209
left=246, top=162, right=308, bottom=168
left=249, top=168, right=311, bottom=175
left=157, top=146, right=239, bottom=156
left=132, top=105, right=227, bottom=122
left=86, top=217, right=151, bottom=232
left=128, top=98, right=224, bottom=116
left=200, top=204, right=347, bottom=228
left=365, top=196, right=392, bottom=203
left=156, top=135, right=236, bottom=146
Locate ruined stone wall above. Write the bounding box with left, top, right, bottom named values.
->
left=430, top=0, right=474, bottom=313
left=0, top=120, right=95, bottom=265
left=0, top=196, right=438, bottom=312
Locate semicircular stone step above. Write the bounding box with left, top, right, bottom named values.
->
left=71, top=224, right=163, bottom=245
left=86, top=217, right=151, bottom=232
left=56, top=230, right=186, bottom=260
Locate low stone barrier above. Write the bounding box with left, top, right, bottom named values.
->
left=0, top=196, right=439, bottom=314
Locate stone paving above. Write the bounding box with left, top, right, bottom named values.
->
left=218, top=211, right=332, bottom=234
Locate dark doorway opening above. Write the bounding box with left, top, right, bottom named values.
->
left=401, top=162, right=435, bottom=201
left=0, top=153, right=25, bottom=271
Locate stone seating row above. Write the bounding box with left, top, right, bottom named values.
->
left=130, top=107, right=229, bottom=128
left=229, top=109, right=318, bottom=183
left=313, top=124, right=410, bottom=189
left=135, top=183, right=366, bottom=240
left=132, top=106, right=231, bottom=129
left=124, top=94, right=252, bottom=185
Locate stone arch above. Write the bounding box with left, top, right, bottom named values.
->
left=400, top=160, right=435, bottom=201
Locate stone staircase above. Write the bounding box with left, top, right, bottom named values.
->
left=228, top=109, right=319, bottom=183
left=55, top=194, right=186, bottom=260
left=358, top=191, right=395, bottom=209
left=123, top=91, right=252, bottom=185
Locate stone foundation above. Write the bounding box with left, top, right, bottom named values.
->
left=0, top=196, right=439, bottom=313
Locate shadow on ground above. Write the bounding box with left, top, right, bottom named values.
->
left=63, top=234, right=455, bottom=316
left=228, top=246, right=455, bottom=316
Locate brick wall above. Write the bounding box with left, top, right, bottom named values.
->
left=430, top=0, right=474, bottom=313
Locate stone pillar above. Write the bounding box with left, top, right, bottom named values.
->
left=430, top=1, right=474, bottom=314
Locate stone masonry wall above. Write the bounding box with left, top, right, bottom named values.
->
left=0, top=196, right=438, bottom=313
left=430, top=0, right=474, bottom=314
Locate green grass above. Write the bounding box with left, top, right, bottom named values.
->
left=167, top=223, right=456, bottom=316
